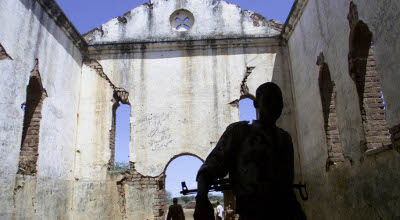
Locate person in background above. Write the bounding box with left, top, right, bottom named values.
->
left=225, top=204, right=234, bottom=220
left=216, top=201, right=224, bottom=220
left=167, top=198, right=185, bottom=220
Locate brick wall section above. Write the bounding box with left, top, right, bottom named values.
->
left=361, top=49, right=391, bottom=150
left=268, top=20, right=284, bottom=32
left=249, top=12, right=284, bottom=32
left=325, top=86, right=344, bottom=163
left=317, top=55, right=344, bottom=170
left=389, top=124, right=400, bottom=152
left=349, top=46, right=391, bottom=150
left=117, top=164, right=166, bottom=219
left=347, top=3, right=391, bottom=151
left=18, top=61, right=47, bottom=176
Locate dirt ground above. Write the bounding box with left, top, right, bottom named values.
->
left=183, top=209, right=195, bottom=220
left=182, top=208, right=239, bottom=220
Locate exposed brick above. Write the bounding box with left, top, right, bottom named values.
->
left=348, top=22, right=392, bottom=152
left=17, top=61, right=46, bottom=176
left=317, top=54, right=344, bottom=171
left=108, top=90, right=130, bottom=170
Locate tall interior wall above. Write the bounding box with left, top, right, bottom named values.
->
left=287, top=0, right=400, bottom=219
left=78, top=41, right=299, bottom=219
left=0, top=0, right=302, bottom=219
left=93, top=42, right=297, bottom=177
left=0, top=0, right=83, bottom=219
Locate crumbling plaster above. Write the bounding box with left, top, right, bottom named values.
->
left=0, top=0, right=83, bottom=218
left=88, top=38, right=298, bottom=178
left=7, top=0, right=400, bottom=218
left=286, top=0, right=400, bottom=218
left=0, top=0, right=299, bottom=219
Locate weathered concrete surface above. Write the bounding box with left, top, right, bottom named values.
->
left=6, top=0, right=400, bottom=219
left=80, top=41, right=298, bottom=219
left=83, top=0, right=282, bottom=44
left=286, top=0, right=400, bottom=218
left=0, top=0, right=83, bottom=219
left=91, top=40, right=298, bottom=179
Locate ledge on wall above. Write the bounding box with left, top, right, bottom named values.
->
left=364, top=144, right=393, bottom=157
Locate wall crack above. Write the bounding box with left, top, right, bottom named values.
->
left=83, top=58, right=130, bottom=99
left=229, top=67, right=256, bottom=107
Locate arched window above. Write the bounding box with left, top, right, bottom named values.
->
left=348, top=2, right=391, bottom=151
left=317, top=53, right=343, bottom=170
left=18, top=61, right=47, bottom=176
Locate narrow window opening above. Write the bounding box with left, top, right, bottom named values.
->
left=18, top=62, right=46, bottom=176
left=115, top=102, right=131, bottom=170
left=109, top=90, right=130, bottom=170
left=317, top=54, right=344, bottom=170
left=183, top=24, right=190, bottom=30
left=239, top=98, right=257, bottom=122
left=348, top=10, right=391, bottom=151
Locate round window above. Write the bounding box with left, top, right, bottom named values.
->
left=169, top=9, right=195, bottom=32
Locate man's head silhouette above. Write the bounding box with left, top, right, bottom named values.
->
left=253, top=82, right=283, bottom=124
left=173, top=198, right=178, bottom=204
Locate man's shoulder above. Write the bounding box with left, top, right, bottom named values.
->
left=226, top=121, right=250, bottom=131
left=277, top=127, right=291, bottom=137
left=276, top=127, right=293, bottom=145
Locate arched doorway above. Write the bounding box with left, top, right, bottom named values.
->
left=165, top=155, right=214, bottom=219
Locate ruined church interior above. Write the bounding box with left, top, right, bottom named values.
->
left=0, top=0, right=399, bottom=219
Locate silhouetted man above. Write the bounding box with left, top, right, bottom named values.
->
left=194, top=82, right=306, bottom=220
left=167, top=198, right=185, bottom=220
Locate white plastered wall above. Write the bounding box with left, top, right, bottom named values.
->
left=0, top=0, right=83, bottom=219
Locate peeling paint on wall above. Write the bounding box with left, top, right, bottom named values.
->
left=0, top=43, right=13, bottom=60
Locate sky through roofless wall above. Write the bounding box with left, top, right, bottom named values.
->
left=55, top=0, right=295, bottom=34
left=54, top=0, right=294, bottom=197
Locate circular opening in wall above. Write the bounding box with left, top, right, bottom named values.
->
left=170, top=9, right=195, bottom=32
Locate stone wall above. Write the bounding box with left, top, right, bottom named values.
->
left=285, top=0, right=400, bottom=219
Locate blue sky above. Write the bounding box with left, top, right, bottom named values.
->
left=55, top=0, right=294, bottom=34
left=54, top=0, right=293, bottom=197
